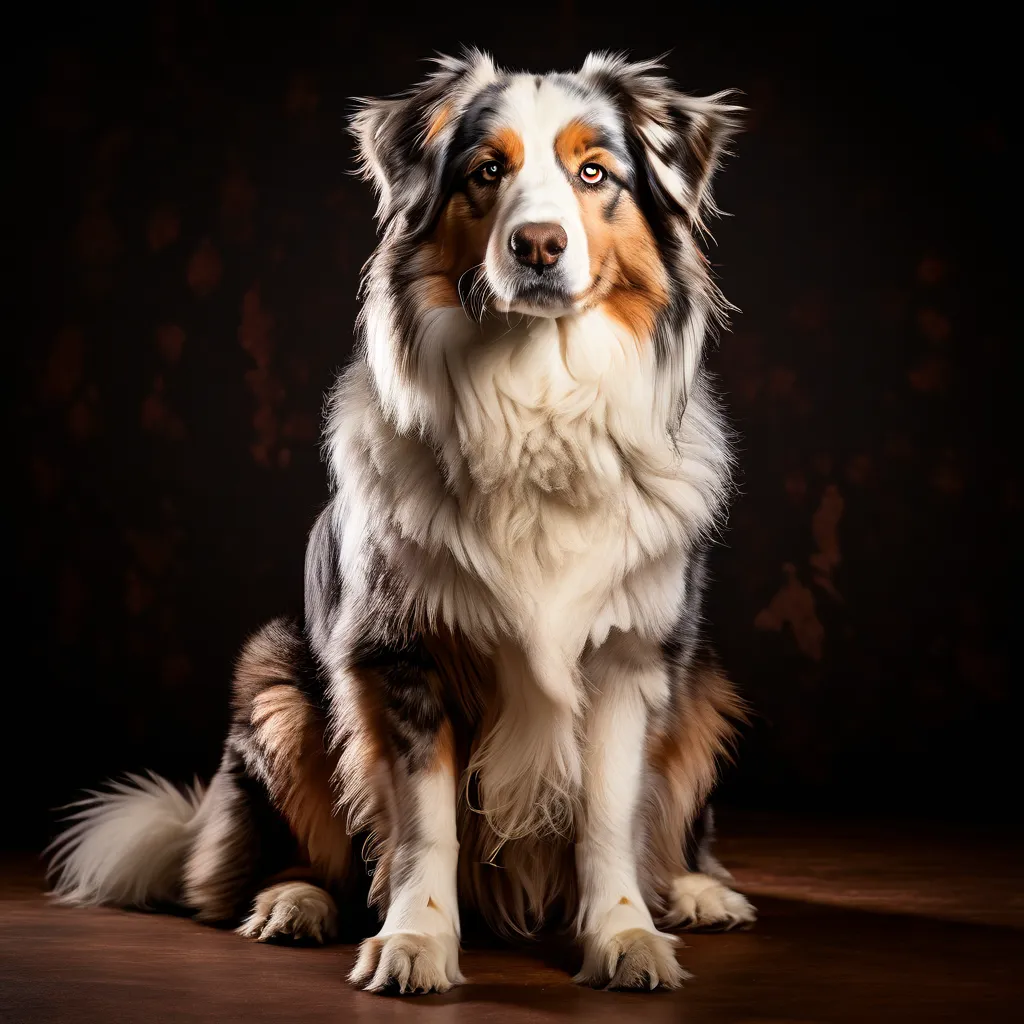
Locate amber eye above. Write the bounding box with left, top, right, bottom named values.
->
left=476, top=161, right=504, bottom=184
left=579, top=163, right=605, bottom=185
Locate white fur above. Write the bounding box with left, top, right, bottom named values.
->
left=350, top=765, right=464, bottom=992
left=328, top=303, right=729, bottom=848
left=47, top=772, right=205, bottom=908
left=44, top=55, right=745, bottom=996
left=573, top=633, right=686, bottom=989
left=487, top=78, right=601, bottom=312
left=664, top=873, right=757, bottom=930
left=330, top=57, right=742, bottom=979
left=469, top=642, right=582, bottom=845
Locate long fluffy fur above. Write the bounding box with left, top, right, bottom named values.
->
left=48, top=51, right=754, bottom=992
left=47, top=773, right=206, bottom=908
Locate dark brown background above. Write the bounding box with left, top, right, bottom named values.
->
left=7, top=5, right=1018, bottom=847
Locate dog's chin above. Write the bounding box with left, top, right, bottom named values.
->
left=493, top=283, right=581, bottom=320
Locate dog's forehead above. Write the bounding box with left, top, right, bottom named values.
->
left=481, top=72, right=624, bottom=150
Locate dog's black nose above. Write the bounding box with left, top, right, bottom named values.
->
left=510, top=222, right=568, bottom=273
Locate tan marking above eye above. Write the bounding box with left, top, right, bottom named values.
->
left=470, top=127, right=524, bottom=177
left=555, top=120, right=623, bottom=181
left=555, top=119, right=599, bottom=167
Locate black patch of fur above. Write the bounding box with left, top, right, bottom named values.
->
left=683, top=803, right=719, bottom=874
left=603, top=183, right=624, bottom=219
left=662, top=543, right=711, bottom=676
left=350, top=628, right=445, bottom=768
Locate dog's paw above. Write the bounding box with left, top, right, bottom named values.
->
left=237, top=881, right=337, bottom=944
left=349, top=931, right=464, bottom=994
left=663, top=873, right=757, bottom=931
left=575, top=927, right=688, bottom=991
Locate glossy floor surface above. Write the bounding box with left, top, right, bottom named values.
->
left=2, top=814, right=1021, bottom=1022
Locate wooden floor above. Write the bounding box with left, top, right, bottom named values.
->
left=1, top=814, right=1021, bottom=1023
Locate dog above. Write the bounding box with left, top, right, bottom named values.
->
left=48, top=50, right=755, bottom=993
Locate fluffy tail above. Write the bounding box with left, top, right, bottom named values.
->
left=46, top=772, right=206, bottom=908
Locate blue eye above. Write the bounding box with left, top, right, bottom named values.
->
left=477, top=162, right=503, bottom=183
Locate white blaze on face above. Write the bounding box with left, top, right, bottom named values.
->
left=485, top=77, right=596, bottom=312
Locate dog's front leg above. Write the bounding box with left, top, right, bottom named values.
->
left=346, top=681, right=463, bottom=994
left=574, top=632, right=687, bottom=990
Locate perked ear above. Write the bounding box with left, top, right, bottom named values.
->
left=580, top=52, right=743, bottom=230
left=350, top=49, right=498, bottom=225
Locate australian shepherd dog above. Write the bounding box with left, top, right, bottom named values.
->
left=48, top=51, right=755, bottom=993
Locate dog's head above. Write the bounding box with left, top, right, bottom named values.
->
left=352, top=50, right=740, bottom=341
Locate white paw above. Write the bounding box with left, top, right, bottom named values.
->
left=349, top=931, right=464, bottom=994
left=237, top=882, right=337, bottom=943
left=575, top=927, right=688, bottom=990
left=663, top=873, right=757, bottom=931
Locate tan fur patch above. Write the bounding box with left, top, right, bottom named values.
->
left=554, top=119, right=626, bottom=181
left=554, top=120, right=600, bottom=171
left=424, top=102, right=452, bottom=145
left=641, top=658, right=747, bottom=915
left=331, top=666, right=392, bottom=906
left=554, top=121, right=669, bottom=342
left=232, top=618, right=303, bottom=716
left=415, top=194, right=494, bottom=316
left=488, top=127, right=525, bottom=175
left=251, top=684, right=351, bottom=885
left=580, top=189, right=668, bottom=342
left=409, top=247, right=462, bottom=311
left=187, top=618, right=346, bottom=922
left=432, top=718, right=457, bottom=775
left=413, top=129, right=525, bottom=319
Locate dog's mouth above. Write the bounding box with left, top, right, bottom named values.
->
left=500, top=280, right=573, bottom=315
left=495, top=266, right=606, bottom=319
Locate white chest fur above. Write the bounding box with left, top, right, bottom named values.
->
left=446, top=314, right=705, bottom=657
left=332, top=309, right=726, bottom=667
left=327, top=308, right=730, bottom=840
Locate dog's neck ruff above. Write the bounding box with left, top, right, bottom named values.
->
left=362, top=301, right=706, bottom=488
left=328, top=302, right=728, bottom=660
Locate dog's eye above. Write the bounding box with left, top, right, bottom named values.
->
left=475, top=161, right=504, bottom=184
left=579, top=163, right=605, bottom=185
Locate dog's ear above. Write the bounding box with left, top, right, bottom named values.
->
left=580, top=52, right=742, bottom=230
left=350, top=49, right=498, bottom=226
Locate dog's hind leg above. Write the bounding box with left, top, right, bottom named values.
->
left=184, top=618, right=352, bottom=942
left=642, top=656, right=756, bottom=932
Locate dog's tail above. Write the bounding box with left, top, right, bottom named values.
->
left=46, top=772, right=207, bottom=908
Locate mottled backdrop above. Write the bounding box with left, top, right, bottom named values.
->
left=8, top=6, right=1017, bottom=845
